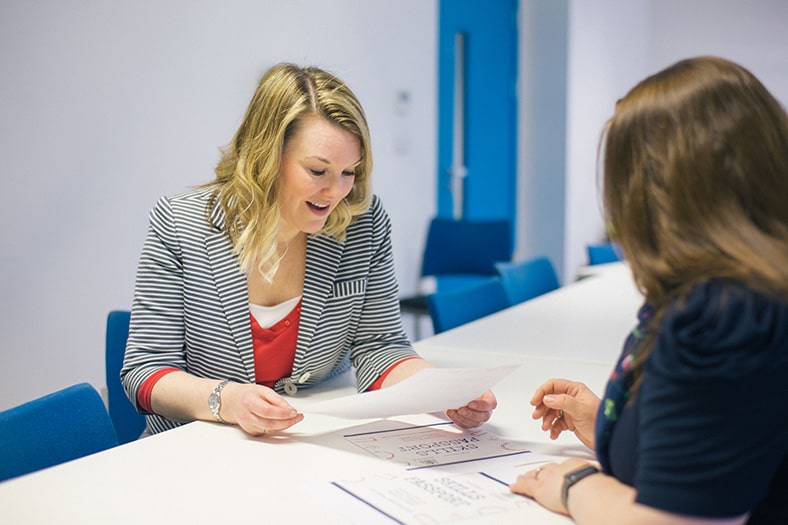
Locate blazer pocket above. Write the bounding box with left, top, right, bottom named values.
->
left=330, top=278, right=367, bottom=298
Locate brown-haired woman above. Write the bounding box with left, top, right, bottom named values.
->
left=512, top=56, right=788, bottom=524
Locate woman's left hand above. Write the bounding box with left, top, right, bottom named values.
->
left=509, top=457, right=595, bottom=515
left=445, top=390, right=497, bottom=428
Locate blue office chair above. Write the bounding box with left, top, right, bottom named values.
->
left=400, top=218, right=513, bottom=338
left=494, top=256, right=560, bottom=306
left=426, top=277, right=510, bottom=334
left=0, top=382, right=118, bottom=482
left=587, top=242, right=623, bottom=265
left=106, top=310, right=146, bottom=444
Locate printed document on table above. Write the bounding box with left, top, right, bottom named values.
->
left=302, top=365, right=518, bottom=419
left=311, top=453, right=570, bottom=524
left=341, top=419, right=547, bottom=470
left=329, top=470, right=556, bottom=525
left=309, top=418, right=570, bottom=524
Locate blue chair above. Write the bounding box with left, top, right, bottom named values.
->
left=400, top=218, right=513, bottom=338
left=587, top=242, right=623, bottom=265
left=494, top=256, right=560, bottom=306
left=0, top=382, right=118, bottom=482
left=106, top=310, right=146, bottom=444
left=426, top=277, right=510, bottom=334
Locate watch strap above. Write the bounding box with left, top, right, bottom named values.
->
left=209, top=379, right=231, bottom=423
left=561, top=465, right=600, bottom=512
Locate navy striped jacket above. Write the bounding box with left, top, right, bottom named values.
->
left=121, top=188, right=417, bottom=434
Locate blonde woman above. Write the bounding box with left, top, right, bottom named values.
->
left=122, top=63, right=496, bottom=437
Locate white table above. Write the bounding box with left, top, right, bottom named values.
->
left=0, top=349, right=613, bottom=524
left=419, top=262, right=643, bottom=365
left=0, top=267, right=637, bottom=524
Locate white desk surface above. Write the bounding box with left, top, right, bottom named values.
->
left=419, top=262, right=643, bottom=365
left=0, top=267, right=636, bottom=524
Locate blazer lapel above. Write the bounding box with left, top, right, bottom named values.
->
left=204, top=204, right=255, bottom=382
left=298, top=234, right=344, bottom=362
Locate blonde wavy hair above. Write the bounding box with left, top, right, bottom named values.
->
left=206, top=63, right=373, bottom=281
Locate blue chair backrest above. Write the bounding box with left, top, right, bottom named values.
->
left=106, top=310, right=146, bottom=444
left=587, top=242, right=623, bottom=265
left=426, top=277, right=510, bottom=334
left=494, top=256, right=560, bottom=306
left=421, top=218, right=513, bottom=277
left=0, top=382, right=118, bottom=482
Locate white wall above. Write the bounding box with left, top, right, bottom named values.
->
left=0, top=1, right=437, bottom=410
left=563, top=0, right=788, bottom=280
left=3, top=0, right=787, bottom=411
left=517, top=0, right=569, bottom=279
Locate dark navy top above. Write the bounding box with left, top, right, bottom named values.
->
left=603, top=281, right=788, bottom=522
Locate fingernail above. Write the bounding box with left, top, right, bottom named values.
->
left=544, top=395, right=556, bottom=404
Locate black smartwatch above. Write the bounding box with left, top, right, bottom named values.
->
left=561, top=465, right=600, bottom=512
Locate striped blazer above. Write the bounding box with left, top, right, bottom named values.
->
left=121, top=188, right=417, bottom=434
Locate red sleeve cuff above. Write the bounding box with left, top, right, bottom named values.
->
left=367, top=356, right=421, bottom=391
left=137, top=368, right=180, bottom=413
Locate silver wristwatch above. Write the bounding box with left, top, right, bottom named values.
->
left=208, top=379, right=231, bottom=423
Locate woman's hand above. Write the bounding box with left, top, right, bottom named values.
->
left=221, top=382, right=304, bottom=436
left=510, top=457, right=596, bottom=515
left=377, top=358, right=498, bottom=428
left=445, top=390, right=498, bottom=428
left=530, top=379, right=600, bottom=449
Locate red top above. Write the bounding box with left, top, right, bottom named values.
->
left=250, top=299, right=301, bottom=388
left=137, top=299, right=411, bottom=412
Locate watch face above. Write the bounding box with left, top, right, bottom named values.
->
left=208, top=394, right=219, bottom=411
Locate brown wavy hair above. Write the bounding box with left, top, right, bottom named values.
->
left=205, top=63, right=373, bottom=280
left=602, top=56, right=788, bottom=314
left=601, top=56, right=788, bottom=390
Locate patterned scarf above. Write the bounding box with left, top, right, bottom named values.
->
left=595, top=302, right=653, bottom=473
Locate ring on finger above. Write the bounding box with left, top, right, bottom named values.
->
left=534, top=467, right=542, bottom=480
left=558, top=409, right=565, bottom=420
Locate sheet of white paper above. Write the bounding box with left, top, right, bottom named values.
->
left=300, top=365, right=518, bottom=419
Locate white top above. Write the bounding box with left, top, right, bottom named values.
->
left=249, top=295, right=302, bottom=328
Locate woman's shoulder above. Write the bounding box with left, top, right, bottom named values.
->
left=361, top=194, right=385, bottom=218
left=346, top=194, right=388, bottom=233
left=650, top=280, right=788, bottom=377
left=154, top=187, right=213, bottom=208
left=148, top=187, right=217, bottom=231
left=150, top=187, right=212, bottom=214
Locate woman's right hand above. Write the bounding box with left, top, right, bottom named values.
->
left=530, top=379, right=600, bottom=450
left=221, top=382, right=304, bottom=436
